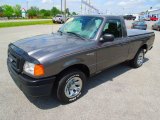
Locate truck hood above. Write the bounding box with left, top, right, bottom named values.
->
left=13, top=33, right=93, bottom=61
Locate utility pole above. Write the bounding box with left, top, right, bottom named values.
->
left=88, top=0, right=90, bottom=14
left=61, top=0, right=63, bottom=14
left=53, top=0, right=54, bottom=8
left=26, top=1, right=28, bottom=11
left=81, top=1, right=82, bottom=14
left=64, top=0, right=66, bottom=21
left=26, top=0, right=29, bottom=18
left=85, top=0, right=86, bottom=14
left=82, top=0, right=99, bottom=14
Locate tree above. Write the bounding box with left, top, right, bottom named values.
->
left=65, top=8, right=71, bottom=16
left=13, top=4, right=21, bottom=17
left=72, top=12, right=77, bottom=15
left=0, top=6, right=3, bottom=17
left=40, top=9, right=51, bottom=17
left=0, top=6, right=3, bottom=13
left=2, top=5, right=14, bottom=18
left=0, top=4, right=77, bottom=18
left=27, top=6, right=39, bottom=18
left=51, top=7, right=61, bottom=16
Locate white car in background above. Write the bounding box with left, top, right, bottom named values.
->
left=53, top=14, right=65, bottom=24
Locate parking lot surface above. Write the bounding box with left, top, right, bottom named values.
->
left=0, top=21, right=160, bottom=120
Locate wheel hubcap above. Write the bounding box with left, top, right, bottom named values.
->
left=137, top=51, right=144, bottom=66
left=64, top=76, right=82, bottom=98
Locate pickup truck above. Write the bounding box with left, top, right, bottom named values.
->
left=7, top=15, right=155, bottom=103
left=52, top=14, right=66, bottom=24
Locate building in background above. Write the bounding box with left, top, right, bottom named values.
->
left=22, top=8, right=26, bottom=18
left=147, top=9, right=160, bottom=21
left=140, top=8, right=160, bottom=21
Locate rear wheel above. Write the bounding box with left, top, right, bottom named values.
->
left=57, top=69, right=86, bottom=103
left=130, top=49, right=145, bottom=68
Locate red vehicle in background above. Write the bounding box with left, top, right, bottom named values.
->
left=150, top=16, right=159, bottom=21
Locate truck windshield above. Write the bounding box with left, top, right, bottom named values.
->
left=59, top=16, right=103, bottom=39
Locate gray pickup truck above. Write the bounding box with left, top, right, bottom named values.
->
left=7, top=15, right=155, bottom=103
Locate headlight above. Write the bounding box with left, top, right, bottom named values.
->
left=23, top=61, right=44, bottom=76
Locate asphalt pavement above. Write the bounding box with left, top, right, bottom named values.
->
left=0, top=21, right=160, bottom=120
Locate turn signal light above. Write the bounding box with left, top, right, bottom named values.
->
left=34, top=64, right=45, bottom=76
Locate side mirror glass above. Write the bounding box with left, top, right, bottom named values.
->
left=100, top=34, right=114, bottom=43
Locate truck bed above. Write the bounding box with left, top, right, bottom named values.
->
left=127, top=29, right=154, bottom=37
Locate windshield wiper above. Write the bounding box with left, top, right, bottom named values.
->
left=66, top=32, right=86, bottom=40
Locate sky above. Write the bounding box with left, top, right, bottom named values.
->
left=0, top=0, right=160, bottom=15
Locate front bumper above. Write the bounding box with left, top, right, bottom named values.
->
left=53, top=18, right=62, bottom=22
left=7, top=59, right=56, bottom=97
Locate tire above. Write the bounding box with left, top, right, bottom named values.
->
left=57, top=69, right=86, bottom=103
left=130, top=49, right=145, bottom=68
left=61, top=20, right=65, bottom=24
left=60, top=21, right=63, bottom=24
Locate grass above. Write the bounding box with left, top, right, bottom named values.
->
left=0, top=20, right=53, bottom=28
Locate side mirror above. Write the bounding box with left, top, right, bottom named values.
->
left=100, top=34, right=114, bottom=43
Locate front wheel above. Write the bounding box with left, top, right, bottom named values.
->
left=130, top=49, right=145, bottom=68
left=60, top=20, right=64, bottom=24
left=57, top=69, right=86, bottom=103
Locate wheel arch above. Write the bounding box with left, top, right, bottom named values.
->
left=57, top=63, right=90, bottom=78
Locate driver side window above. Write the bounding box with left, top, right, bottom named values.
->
left=102, top=19, right=122, bottom=38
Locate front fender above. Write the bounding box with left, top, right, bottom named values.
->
left=63, top=58, right=83, bottom=68
left=43, top=53, right=96, bottom=77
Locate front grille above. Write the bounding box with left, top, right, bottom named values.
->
left=8, top=46, right=24, bottom=73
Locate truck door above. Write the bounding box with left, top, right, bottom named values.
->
left=97, top=19, right=129, bottom=71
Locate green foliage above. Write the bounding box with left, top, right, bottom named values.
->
left=0, top=4, right=77, bottom=19
left=66, top=8, right=69, bottom=13
left=2, top=5, right=14, bottom=18
left=0, top=6, right=3, bottom=17
left=72, top=12, right=77, bottom=15
left=28, top=6, right=39, bottom=18
left=40, top=9, right=51, bottom=17
left=51, top=7, right=61, bottom=16
left=0, top=6, right=3, bottom=13
left=13, top=4, right=21, bottom=17
left=0, top=20, right=53, bottom=28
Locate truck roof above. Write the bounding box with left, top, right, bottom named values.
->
left=75, top=15, right=124, bottom=19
